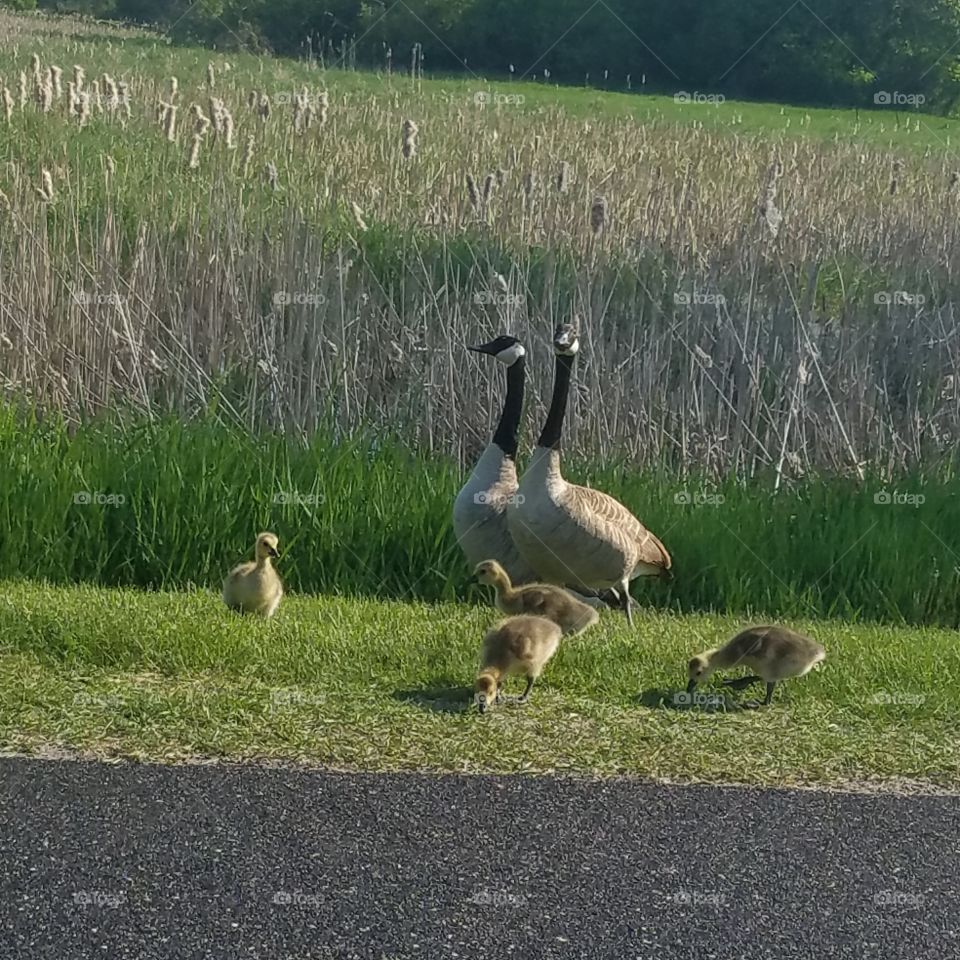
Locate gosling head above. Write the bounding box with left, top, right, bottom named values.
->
left=473, top=559, right=509, bottom=589
left=552, top=321, right=580, bottom=356
left=468, top=334, right=525, bottom=367
left=255, top=532, right=280, bottom=561
left=686, top=653, right=716, bottom=693
left=474, top=672, right=498, bottom=713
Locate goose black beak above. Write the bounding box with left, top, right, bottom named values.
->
left=686, top=679, right=697, bottom=694
left=468, top=342, right=496, bottom=356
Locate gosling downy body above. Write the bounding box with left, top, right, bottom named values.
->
left=222, top=532, right=283, bottom=617
left=453, top=335, right=538, bottom=585
left=473, top=559, right=599, bottom=636
left=474, top=614, right=562, bottom=712
left=507, top=322, right=671, bottom=624
left=686, top=624, right=825, bottom=706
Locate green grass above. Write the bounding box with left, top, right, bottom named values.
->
left=3, top=408, right=960, bottom=625
left=1, top=579, right=957, bottom=786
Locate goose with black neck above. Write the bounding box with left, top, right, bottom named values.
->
left=507, top=321, right=672, bottom=624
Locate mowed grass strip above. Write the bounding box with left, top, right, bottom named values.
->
left=0, top=580, right=957, bottom=786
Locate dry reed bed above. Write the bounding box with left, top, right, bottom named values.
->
left=1, top=30, right=959, bottom=476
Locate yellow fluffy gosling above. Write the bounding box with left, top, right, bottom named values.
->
left=473, top=559, right=599, bottom=636
left=474, top=615, right=562, bottom=713
left=686, top=624, right=825, bottom=707
left=222, top=532, right=283, bottom=617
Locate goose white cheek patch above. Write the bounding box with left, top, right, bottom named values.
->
left=496, top=343, right=526, bottom=365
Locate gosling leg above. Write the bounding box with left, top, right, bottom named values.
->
left=763, top=681, right=776, bottom=706
left=516, top=676, right=535, bottom=703
left=722, top=675, right=762, bottom=691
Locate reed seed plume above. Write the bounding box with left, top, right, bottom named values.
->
left=241, top=133, right=255, bottom=177
left=590, top=194, right=607, bottom=234
left=37, top=168, right=55, bottom=202
left=465, top=172, right=480, bottom=210
left=317, top=90, right=329, bottom=124
left=187, top=132, right=203, bottom=170
left=482, top=172, right=495, bottom=205
left=2, top=87, right=13, bottom=123
left=18, top=71, right=27, bottom=109
left=350, top=200, right=368, bottom=232
left=169, top=76, right=179, bottom=101
left=257, top=92, right=271, bottom=121
left=162, top=102, right=177, bottom=141
left=73, top=65, right=85, bottom=91
left=265, top=161, right=279, bottom=190
left=556, top=160, right=570, bottom=193
left=401, top=118, right=418, bottom=158
left=523, top=170, right=536, bottom=203
left=49, top=65, right=62, bottom=98
left=206, top=62, right=215, bottom=90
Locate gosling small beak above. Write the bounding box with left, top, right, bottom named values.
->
left=686, top=679, right=697, bottom=694
left=269, top=547, right=279, bottom=559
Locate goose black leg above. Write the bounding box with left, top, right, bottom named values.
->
left=722, top=675, right=762, bottom=691
left=763, top=681, right=776, bottom=706
left=619, top=582, right=634, bottom=626
left=517, top=677, right=535, bottom=703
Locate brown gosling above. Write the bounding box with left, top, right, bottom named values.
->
left=473, top=560, right=598, bottom=637
left=222, top=532, right=283, bottom=617
left=686, top=625, right=825, bottom=707
left=474, top=615, right=561, bottom=713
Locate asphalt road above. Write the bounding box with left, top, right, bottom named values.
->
left=1, top=758, right=958, bottom=959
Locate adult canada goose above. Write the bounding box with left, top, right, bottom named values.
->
left=222, top=532, right=283, bottom=617
left=507, top=321, right=671, bottom=624
left=452, top=335, right=538, bottom=585
left=686, top=625, right=826, bottom=707
left=473, top=559, right=599, bottom=636
left=474, top=614, right=562, bottom=713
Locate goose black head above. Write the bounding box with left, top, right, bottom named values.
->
left=468, top=335, right=525, bottom=366
left=552, top=323, right=580, bottom=356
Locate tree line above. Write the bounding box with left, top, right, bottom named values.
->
left=10, top=0, right=960, bottom=112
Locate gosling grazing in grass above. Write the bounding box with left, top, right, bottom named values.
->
left=474, top=615, right=562, bottom=713
left=686, top=625, right=825, bottom=707
left=507, top=321, right=671, bottom=625
left=473, top=559, right=599, bottom=637
left=222, top=532, right=283, bottom=617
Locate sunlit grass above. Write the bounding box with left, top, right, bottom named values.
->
left=0, top=579, right=957, bottom=785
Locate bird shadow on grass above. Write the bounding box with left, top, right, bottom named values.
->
left=636, top=687, right=742, bottom=713
left=393, top=685, right=474, bottom=715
